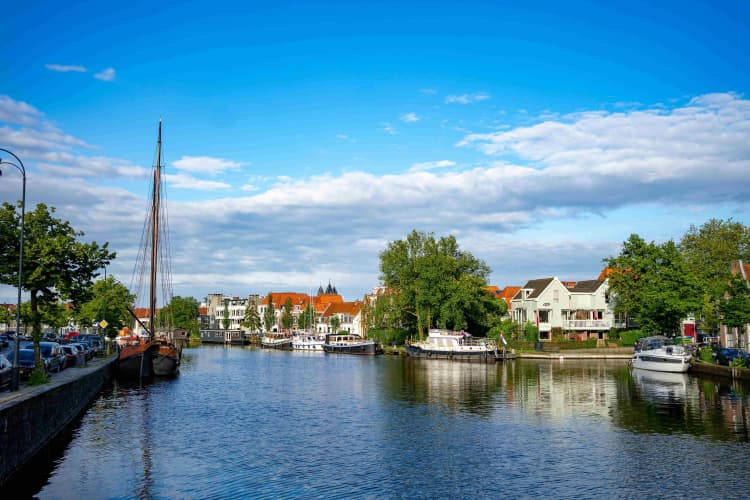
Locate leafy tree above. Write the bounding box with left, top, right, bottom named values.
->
left=297, top=303, right=315, bottom=331
left=719, top=275, right=750, bottom=349
left=76, top=276, right=135, bottom=339
left=159, top=296, right=200, bottom=338
left=698, top=292, right=719, bottom=339
left=263, top=293, right=276, bottom=332
left=0, top=305, right=11, bottom=328
left=379, top=230, right=502, bottom=339
left=242, top=301, right=262, bottom=333
left=523, top=321, right=539, bottom=342
left=0, top=203, right=114, bottom=370
left=680, top=218, right=750, bottom=299
left=281, top=297, right=294, bottom=332
left=329, top=315, right=341, bottom=333
left=222, top=299, right=230, bottom=330
left=605, top=234, right=702, bottom=336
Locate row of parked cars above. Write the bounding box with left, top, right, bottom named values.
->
left=0, top=334, right=104, bottom=389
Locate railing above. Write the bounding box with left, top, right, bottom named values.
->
left=563, top=320, right=611, bottom=330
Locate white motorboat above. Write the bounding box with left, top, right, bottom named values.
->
left=261, top=333, right=292, bottom=350
left=405, top=329, right=498, bottom=362
left=631, top=336, right=691, bottom=373
left=291, top=330, right=325, bottom=351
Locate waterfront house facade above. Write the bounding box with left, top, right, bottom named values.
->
left=511, top=275, right=617, bottom=341
left=719, top=260, right=750, bottom=350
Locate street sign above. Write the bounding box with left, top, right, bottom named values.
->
left=99, top=320, right=108, bottom=328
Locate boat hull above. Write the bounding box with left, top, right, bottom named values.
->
left=405, top=344, right=497, bottom=362
left=117, top=342, right=158, bottom=379
left=261, top=338, right=292, bottom=350
left=153, top=342, right=180, bottom=377
left=323, top=342, right=381, bottom=355
left=632, top=353, right=691, bottom=373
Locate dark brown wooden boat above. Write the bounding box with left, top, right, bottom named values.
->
left=117, top=121, right=180, bottom=379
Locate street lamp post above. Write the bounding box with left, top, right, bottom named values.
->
left=0, top=149, right=26, bottom=392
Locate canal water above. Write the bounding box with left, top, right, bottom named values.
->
left=12, top=345, right=750, bottom=499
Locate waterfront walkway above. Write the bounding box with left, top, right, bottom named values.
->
left=0, top=354, right=116, bottom=408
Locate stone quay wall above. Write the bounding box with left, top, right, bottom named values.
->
left=0, top=356, right=116, bottom=484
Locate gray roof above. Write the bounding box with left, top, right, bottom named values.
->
left=513, top=278, right=555, bottom=300
left=569, top=279, right=604, bottom=293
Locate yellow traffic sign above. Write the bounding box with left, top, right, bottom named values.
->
left=99, top=320, right=109, bottom=328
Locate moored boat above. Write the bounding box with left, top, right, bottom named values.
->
left=631, top=335, right=691, bottom=373
left=291, top=330, right=325, bottom=351
left=405, top=329, right=497, bottom=362
left=261, top=333, right=292, bottom=350
left=117, top=121, right=180, bottom=379
left=323, top=334, right=382, bottom=355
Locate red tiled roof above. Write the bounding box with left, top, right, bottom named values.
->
left=497, top=286, right=521, bottom=308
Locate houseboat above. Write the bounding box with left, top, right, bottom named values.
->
left=323, top=334, right=382, bottom=355
left=405, top=329, right=498, bottom=362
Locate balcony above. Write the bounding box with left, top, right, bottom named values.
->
left=563, top=320, right=612, bottom=330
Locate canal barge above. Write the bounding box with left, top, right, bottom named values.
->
left=405, top=329, right=498, bottom=362
left=323, top=334, right=382, bottom=355
left=261, top=333, right=293, bottom=350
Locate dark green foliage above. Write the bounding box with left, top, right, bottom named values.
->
left=281, top=297, right=294, bottom=332
left=159, top=296, right=200, bottom=337
left=263, top=293, right=276, bottom=332
left=605, top=234, right=701, bottom=336
left=719, top=275, right=750, bottom=348
left=619, top=329, right=645, bottom=346
left=222, top=299, right=230, bottom=330
left=680, top=218, right=750, bottom=300
left=243, top=301, right=262, bottom=333
left=77, top=276, right=135, bottom=338
left=365, top=328, right=409, bottom=345
left=379, top=230, right=502, bottom=338
left=523, top=321, right=538, bottom=342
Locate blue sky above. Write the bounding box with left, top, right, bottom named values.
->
left=1, top=0, right=749, bottom=305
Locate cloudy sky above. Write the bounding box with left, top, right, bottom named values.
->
left=1, top=1, right=748, bottom=305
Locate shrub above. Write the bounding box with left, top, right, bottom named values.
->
left=619, top=329, right=644, bottom=346
left=28, top=367, right=49, bottom=386
left=368, top=328, right=409, bottom=346
left=699, top=348, right=714, bottom=363
left=523, top=321, right=538, bottom=342
left=731, top=357, right=748, bottom=369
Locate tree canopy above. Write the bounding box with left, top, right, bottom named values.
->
left=0, top=203, right=115, bottom=340
left=680, top=218, right=750, bottom=299
left=379, top=230, right=503, bottom=338
left=605, top=234, right=701, bottom=336
left=159, top=296, right=200, bottom=338
left=263, top=293, right=276, bottom=332
left=243, top=301, right=262, bottom=333
left=281, top=297, right=294, bottom=332
left=75, top=276, right=135, bottom=338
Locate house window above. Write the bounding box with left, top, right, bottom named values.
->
left=538, top=310, right=550, bottom=323
left=553, top=290, right=559, bottom=303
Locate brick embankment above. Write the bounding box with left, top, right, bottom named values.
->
left=690, top=360, right=750, bottom=381
left=0, top=354, right=117, bottom=484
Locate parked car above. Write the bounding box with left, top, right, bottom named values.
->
left=61, top=345, right=85, bottom=368
left=39, top=341, right=65, bottom=373
left=714, top=348, right=750, bottom=366
left=71, top=342, right=93, bottom=361
left=6, top=348, right=43, bottom=379
left=0, top=335, right=9, bottom=348
left=81, top=335, right=104, bottom=355
left=0, top=354, right=11, bottom=388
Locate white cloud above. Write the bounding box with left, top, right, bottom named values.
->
left=172, top=155, right=242, bottom=175
left=445, top=92, right=490, bottom=104
left=382, top=123, right=397, bottom=135
left=408, top=160, right=456, bottom=172
left=94, top=68, right=116, bottom=81
left=45, top=64, right=88, bottom=73
left=165, top=172, right=232, bottom=190
left=0, top=95, right=43, bottom=126
left=2, top=92, right=748, bottom=305
left=400, top=112, right=419, bottom=123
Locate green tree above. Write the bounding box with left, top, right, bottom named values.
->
left=680, top=218, right=750, bottom=299
left=222, top=299, right=230, bottom=330
left=605, top=234, right=702, bottom=336
left=0, top=305, right=12, bottom=329
left=242, top=302, right=262, bottom=333
left=329, top=315, right=341, bottom=333
left=263, top=293, right=276, bottom=332
left=698, top=292, right=719, bottom=339
left=76, top=276, right=135, bottom=339
left=281, top=297, right=294, bottom=332
left=719, top=275, right=750, bottom=349
left=159, top=296, right=200, bottom=338
left=0, top=203, right=114, bottom=371
left=297, top=303, right=315, bottom=331
left=379, top=230, right=502, bottom=339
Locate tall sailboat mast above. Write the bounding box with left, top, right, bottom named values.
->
left=149, top=120, right=162, bottom=339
